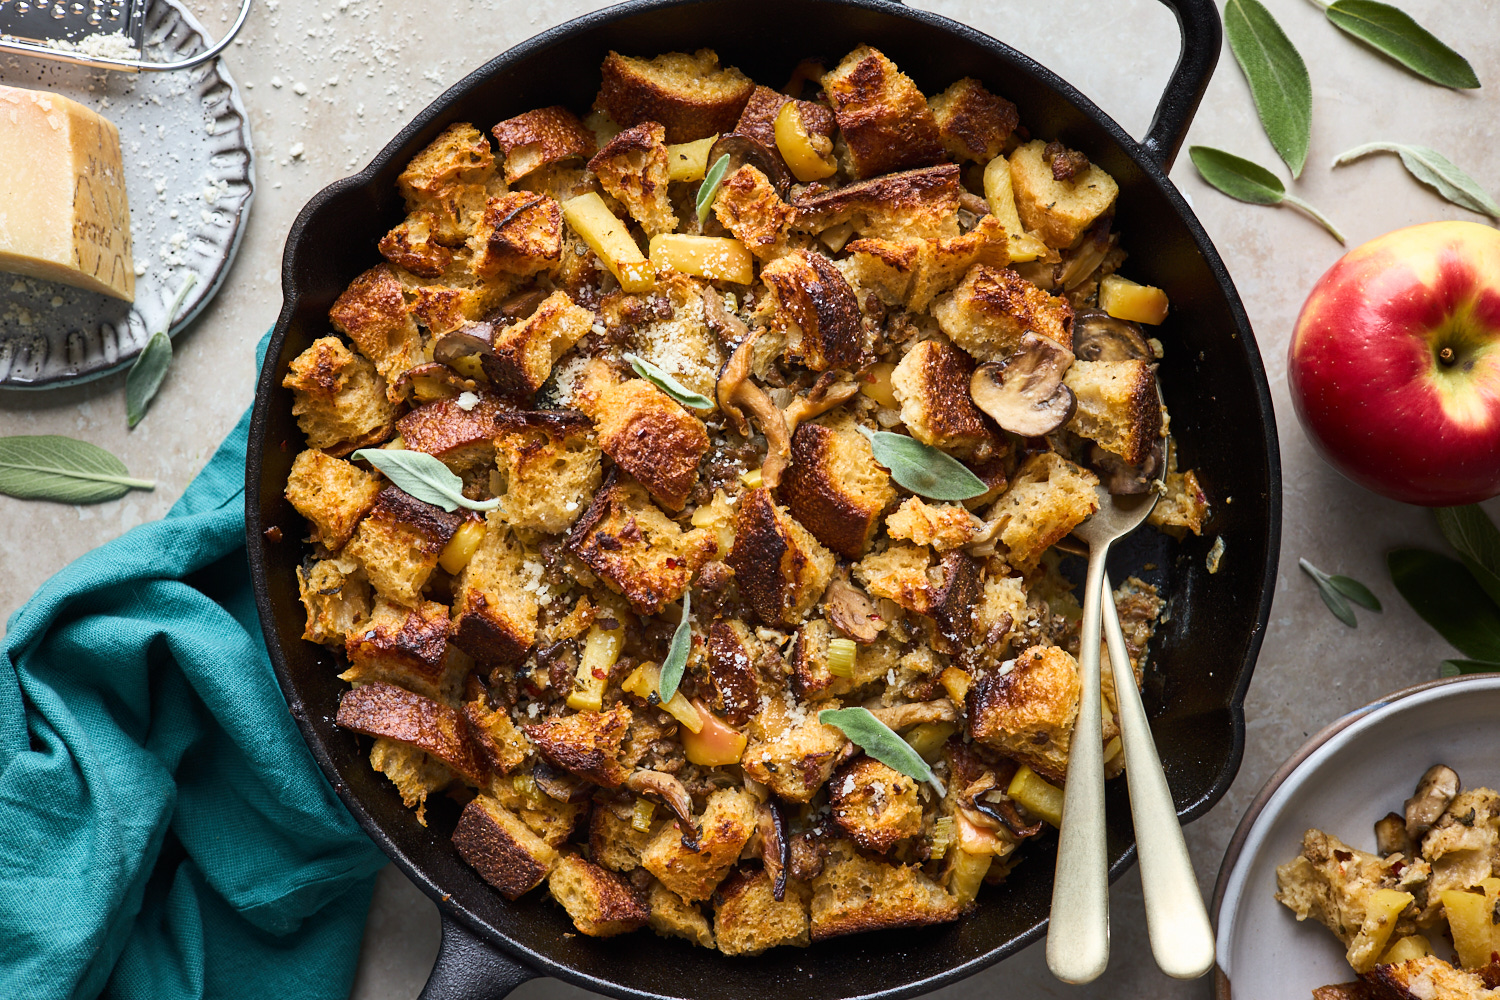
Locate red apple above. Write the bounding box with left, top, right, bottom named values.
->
left=1289, top=220, right=1500, bottom=506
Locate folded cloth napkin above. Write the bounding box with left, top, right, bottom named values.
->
left=0, top=388, right=388, bottom=999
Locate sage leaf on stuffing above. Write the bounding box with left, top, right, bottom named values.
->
left=696, top=153, right=731, bottom=227
left=857, top=427, right=987, bottom=501
left=623, top=352, right=714, bottom=410
left=819, top=707, right=946, bottom=798
left=1189, top=146, right=1345, bottom=243
left=657, top=589, right=692, bottom=703
left=1333, top=143, right=1500, bottom=219
left=0, top=435, right=155, bottom=504
left=1224, top=0, right=1312, bottom=177
left=351, top=448, right=501, bottom=513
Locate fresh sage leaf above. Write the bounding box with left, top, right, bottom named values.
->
left=1189, top=146, right=1346, bottom=243
left=856, top=427, right=987, bottom=501
left=351, top=448, right=500, bottom=513
left=1299, top=558, right=1358, bottom=627
left=1324, top=0, right=1479, bottom=89
left=126, top=274, right=198, bottom=428
left=696, top=153, right=731, bottom=227
left=0, top=435, right=155, bottom=504
left=623, top=352, right=713, bottom=410
left=1434, top=505, right=1500, bottom=608
left=657, top=589, right=692, bottom=704
left=818, top=707, right=946, bottom=798
left=1328, top=574, right=1382, bottom=611
left=1333, top=143, right=1500, bottom=219
left=1389, top=548, right=1500, bottom=662
left=1440, top=659, right=1500, bottom=678
left=1224, top=0, right=1312, bottom=177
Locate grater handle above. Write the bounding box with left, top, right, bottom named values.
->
left=0, top=0, right=252, bottom=72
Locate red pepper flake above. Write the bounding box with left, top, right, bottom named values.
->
left=592, top=667, right=606, bottom=680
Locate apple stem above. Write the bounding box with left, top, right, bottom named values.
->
left=1439, top=346, right=1456, bottom=366
left=1281, top=193, right=1347, bottom=244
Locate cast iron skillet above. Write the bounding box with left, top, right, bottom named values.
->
left=246, top=1, right=1282, bottom=996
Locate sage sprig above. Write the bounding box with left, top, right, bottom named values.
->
left=856, top=427, right=987, bottom=502
left=818, top=707, right=946, bottom=798
left=351, top=448, right=500, bottom=512
left=623, top=352, right=713, bottom=410
left=1390, top=505, right=1500, bottom=676
left=1299, top=557, right=1381, bottom=627
left=696, top=153, right=731, bottom=227
left=0, top=435, right=155, bottom=504
left=657, top=589, right=692, bottom=703
left=1225, top=0, right=1312, bottom=177
left=1318, top=0, right=1478, bottom=89
left=1189, top=146, right=1346, bottom=243
left=126, top=273, right=198, bottom=428
left=1333, top=143, right=1500, bottom=219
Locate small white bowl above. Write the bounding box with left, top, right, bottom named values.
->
left=1212, top=674, right=1500, bottom=1000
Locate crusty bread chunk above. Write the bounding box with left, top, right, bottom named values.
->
left=1009, top=139, right=1119, bottom=249
left=1421, top=787, right=1500, bottom=901
left=1149, top=463, right=1208, bottom=538
left=822, top=46, right=946, bottom=179
left=284, top=337, right=400, bottom=456
left=491, top=772, right=586, bottom=846
left=397, top=122, right=499, bottom=246
left=343, top=486, right=464, bottom=607
left=452, top=794, right=559, bottom=899
left=809, top=840, right=960, bottom=940
left=491, top=106, right=597, bottom=184
left=830, top=757, right=924, bottom=852
left=626, top=271, right=724, bottom=403
left=567, top=475, right=718, bottom=616
left=714, top=868, right=812, bottom=956
left=467, top=191, right=564, bottom=278
left=484, top=290, right=593, bottom=402
left=341, top=597, right=462, bottom=702
left=297, top=556, right=372, bottom=646
left=524, top=702, right=633, bottom=788
left=795, top=164, right=960, bottom=241
left=758, top=250, right=863, bottom=372
left=1365, top=955, right=1497, bottom=999
left=854, top=542, right=932, bottom=615
left=713, top=164, right=796, bottom=260
left=839, top=215, right=1008, bottom=313
left=928, top=77, right=1019, bottom=164
left=285, top=448, right=384, bottom=549
left=590, top=803, right=659, bottom=872
left=369, top=738, right=453, bottom=821
left=727, top=487, right=836, bottom=626
left=776, top=413, right=896, bottom=559
left=891, top=338, right=1000, bottom=460
left=648, top=880, right=716, bottom=948
left=1065, top=359, right=1162, bottom=466
left=641, top=787, right=757, bottom=901
left=585, top=378, right=708, bottom=512
left=392, top=251, right=517, bottom=338
left=707, top=619, right=772, bottom=725
left=975, top=573, right=1027, bottom=649
left=589, top=121, right=678, bottom=237
left=379, top=210, right=454, bottom=278
left=451, top=514, right=539, bottom=667
left=967, top=645, right=1080, bottom=782
left=548, top=853, right=649, bottom=937
left=596, top=49, right=754, bottom=143
left=397, top=392, right=511, bottom=473
left=328, top=265, right=424, bottom=390
left=462, top=695, right=530, bottom=777
left=931, top=262, right=1073, bottom=362
left=792, top=619, right=896, bottom=702
left=492, top=410, right=601, bottom=534
left=336, top=680, right=485, bottom=783
left=987, top=451, right=1100, bottom=572
left=884, top=497, right=984, bottom=553
left=743, top=695, right=847, bottom=802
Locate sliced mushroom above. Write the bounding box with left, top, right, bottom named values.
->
left=492, top=287, right=548, bottom=322
left=783, top=372, right=860, bottom=440
left=625, top=768, right=697, bottom=833
left=532, top=759, right=593, bottom=803
left=432, top=320, right=499, bottom=368
left=970, top=332, right=1077, bottom=437
left=708, top=132, right=793, bottom=198
left=1375, top=812, right=1413, bottom=858
left=1087, top=436, right=1164, bottom=496
left=869, top=699, right=957, bottom=731
left=1405, top=764, right=1461, bottom=841
left=390, top=362, right=479, bottom=402
left=702, top=285, right=750, bottom=352
left=981, top=794, right=1044, bottom=839
left=1072, top=309, right=1152, bottom=362
left=757, top=801, right=790, bottom=901
left=823, top=571, right=884, bottom=643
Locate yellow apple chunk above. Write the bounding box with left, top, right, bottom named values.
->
left=1348, top=888, right=1413, bottom=972
left=1440, top=878, right=1500, bottom=969
left=680, top=701, right=747, bottom=766
left=774, top=102, right=836, bottom=182
left=562, top=192, right=656, bottom=292
left=648, top=234, right=754, bottom=285
left=666, top=135, right=718, bottom=182
left=622, top=661, right=703, bottom=733
left=982, top=155, right=1049, bottom=263
left=1101, top=274, right=1170, bottom=325
left=1007, top=764, right=1064, bottom=828
left=1377, top=935, right=1431, bottom=965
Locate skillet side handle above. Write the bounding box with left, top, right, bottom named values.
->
left=1143, top=0, right=1221, bottom=170
left=418, top=914, right=539, bottom=1000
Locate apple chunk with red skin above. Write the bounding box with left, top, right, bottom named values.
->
left=1289, top=220, right=1500, bottom=506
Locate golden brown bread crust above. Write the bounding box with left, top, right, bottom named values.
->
left=822, top=45, right=946, bottom=179
left=707, top=620, right=762, bottom=726
left=1063, top=359, right=1162, bottom=466
left=588, top=121, right=678, bottom=237
left=988, top=451, right=1100, bottom=572
left=451, top=517, right=539, bottom=667
left=931, top=262, right=1074, bottom=362
left=590, top=805, right=658, bottom=872
left=641, top=788, right=757, bottom=901
left=396, top=392, right=511, bottom=471
left=462, top=697, right=530, bottom=776
left=967, top=644, right=1080, bottom=782
left=596, top=49, right=754, bottom=143
left=451, top=795, right=558, bottom=899
left=839, top=214, right=1008, bottom=313
left=343, top=486, right=464, bottom=607
left=794, top=163, right=961, bottom=241
left=742, top=698, right=848, bottom=803
left=713, top=164, right=796, bottom=260
left=483, top=290, right=593, bottom=401
left=727, top=487, right=836, bottom=626
left=379, top=211, right=453, bottom=278
left=589, top=379, right=708, bottom=512
left=1009, top=138, right=1119, bottom=249
left=647, top=880, right=716, bottom=948
left=328, top=264, right=423, bottom=392
left=713, top=868, right=812, bottom=956
left=492, top=410, right=602, bottom=534
left=523, top=702, right=633, bottom=787
left=468, top=192, right=564, bottom=278
left=396, top=122, right=497, bottom=246
left=890, top=338, right=999, bottom=460
left=775, top=415, right=895, bottom=559
left=297, top=557, right=371, bottom=646
left=809, top=840, right=960, bottom=940
left=284, top=448, right=384, bottom=549
left=548, top=853, right=650, bottom=936
left=341, top=598, right=456, bottom=701
left=283, top=337, right=401, bottom=453
left=758, top=250, right=862, bottom=372
left=830, top=757, right=924, bottom=852
left=491, top=106, right=597, bottom=184
left=335, top=680, right=485, bottom=783
left=927, top=77, right=1018, bottom=163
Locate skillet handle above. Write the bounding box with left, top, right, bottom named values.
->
left=1143, top=0, right=1221, bottom=169
left=418, top=914, right=539, bottom=1000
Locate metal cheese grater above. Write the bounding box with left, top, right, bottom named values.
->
left=0, top=0, right=251, bottom=71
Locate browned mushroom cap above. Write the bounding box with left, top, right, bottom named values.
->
left=822, top=572, right=883, bottom=643
left=625, top=768, right=697, bottom=833
left=389, top=362, right=478, bottom=402
left=970, top=332, right=1077, bottom=437
left=1374, top=811, right=1412, bottom=857
left=431, top=320, right=498, bottom=368
left=1073, top=309, right=1153, bottom=362
left=1405, top=764, right=1460, bottom=841
left=708, top=132, right=792, bottom=198
left=757, top=801, right=790, bottom=901
left=532, top=758, right=593, bottom=803
left=1087, top=436, right=1164, bottom=496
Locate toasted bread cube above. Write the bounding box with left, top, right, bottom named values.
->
left=641, top=788, right=757, bottom=902
left=1275, top=829, right=1420, bottom=970
left=822, top=46, right=945, bottom=179
left=714, top=869, right=812, bottom=956
left=336, top=680, right=485, bottom=783
left=586, top=379, right=709, bottom=512
left=524, top=703, right=633, bottom=788
left=1366, top=955, right=1496, bottom=998
left=589, top=122, right=678, bottom=237
left=492, top=410, right=602, bottom=533
left=988, top=452, right=1100, bottom=572
left=492, top=774, right=587, bottom=846
left=341, top=597, right=462, bottom=702
left=462, top=697, right=529, bottom=779
left=1064, top=359, right=1162, bottom=466
left=830, top=757, right=924, bottom=853
left=590, top=803, right=659, bottom=872
left=775, top=414, right=895, bottom=559
left=727, top=488, right=836, bottom=626
left=392, top=252, right=518, bottom=338
left=758, top=250, right=863, bottom=372
left=596, top=49, right=754, bottom=144
left=713, top=164, right=797, bottom=260
left=549, top=853, right=649, bottom=937
left=810, top=840, right=960, bottom=940
left=379, top=210, right=454, bottom=278
left=627, top=271, right=726, bottom=403
left=792, top=618, right=895, bottom=701
left=285, top=448, right=384, bottom=549
left=733, top=84, right=835, bottom=151
left=891, top=339, right=999, bottom=460
left=297, top=556, right=372, bottom=646
left=853, top=542, right=932, bottom=615
left=1009, top=139, right=1119, bottom=249
left=397, top=123, right=498, bottom=246
left=967, top=645, right=1080, bottom=782
left=648, top=880, right=716, bottom=948
left=931, top=263, right=1074, bottom=362
left=1149, top=463, right=1208, bottom=538
left=343, top=486, right=464, bottom=607
left=370, top=738, right=453, bottom=821
left=284, top=336, right=400, bottom=456
left=451, top=515, right=539, bottom=666
left=928, top=77, right=1018, bottom=164
left=567, top=475, right=717, bottom=616
left=743, top=697, right=847, bottom=803
left=453, top=794, right=559, bottom=899
left=884, top=497, right=983, bottom=553
left=840, top=215, right=1008, bottom=314
left=328, top=264, right=425, bottom=390
left=483, top=290, right=593, bottom=402
left=795, top=164, right=960, bottom=241
left=491, top=106, right=597, bottom=184
left=467, top=192, right=564, bottom=278
left=708, top=618, right=783, bottom=725
left=396, top=393, right=511, bottom=473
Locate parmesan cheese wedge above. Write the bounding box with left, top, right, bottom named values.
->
left=0, top=84, right=135, bottom=301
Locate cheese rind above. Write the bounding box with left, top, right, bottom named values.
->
left=0, top=85, right=135, bottom=301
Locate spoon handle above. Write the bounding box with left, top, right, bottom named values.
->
left=1101, top=570, right=1215, bottom=979
left=1046, top=545, right=1110, bottom=984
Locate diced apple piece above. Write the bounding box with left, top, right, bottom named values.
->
left=622, top=661, right=704, bottom=733
left=945, top=844, right=993, bottom=905
left=562, top=192, right=656, bottom=292
left=902, top=722, right=957, bottom=763
left=1378, top=935, right=1432, bottom=965
left=1348, top=888, right=1413, bottom=972
left=567, top=624, right=625, bottom=712
left=438, top=518, right=486, bottom=575
left=860, top=361, right=897, bottom=408
left=1100, top=274, right=1169, bottom=326
left=681, top=700, right=748, bottom=766
left=648, top=234, right=754, bottom=284
left=1441, top=879, right=1500, bottom=969
left=666, top=135, right=718, bottom=182
left=774, top=103, right=837, bottom=182
left=1007, top=765, right=1063, bottom=828
left=983, top=155, right=1049, bottom=263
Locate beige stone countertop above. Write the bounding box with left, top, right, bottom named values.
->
left=3, top=0, right=1498, bottom=996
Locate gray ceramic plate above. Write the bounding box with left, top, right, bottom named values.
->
left=0, top=0, right=254, bottom=388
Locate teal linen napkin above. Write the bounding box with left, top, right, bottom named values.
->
left=0, top=377, right=388, bottom=998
